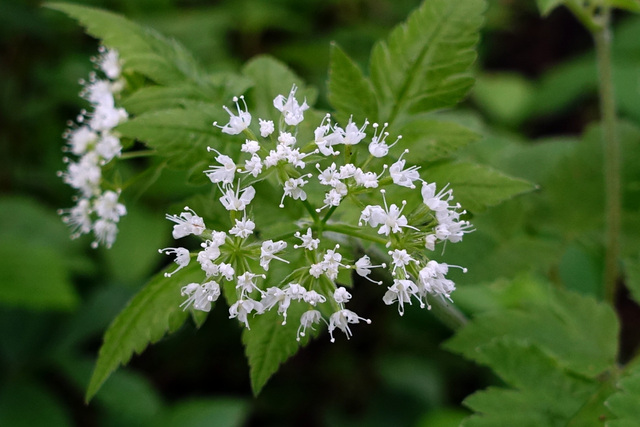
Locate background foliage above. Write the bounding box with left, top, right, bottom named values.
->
left=1, top=0, right=639, bottom=426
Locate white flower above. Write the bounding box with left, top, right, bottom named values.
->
left=260, top=240, right=289, bottom=271
left=368, top=122, right=401, bottom=158
left=97, top=47, right=122, bottom=80
left=259, top=119, right=275, bottom=137
left=241, top=139, right=261, bottom=154
left=261, top=287, right=290, bottom=324
left=237, top=272, right=265, bottom=297
left=94, top=190, right=126, bottom=222
left=340, top=117, right=369, bottom=145
left=219, top=183, right=255, bottom=211
left=89, top=102, right=127, bottom=132
left=333, top=287, right=352, bottom=305
left=293, top=228, right=320, bottom=250
left=67, top=126, right=97, bottom=156
left=280, top=177, right=309, bottom=207
left=60, top=152, right=102, bottom=197
left=316, top=188, right=344, bottom=213
left=328, top=309, right=371, bottom=342
left=273, top=84, right=309, bottom=126
left=218, top=262, right=235, bottom=281
left=59, top=198, right=93, bottom=238
left=354, top=255, right=386, bottom=284
left=180, top=281, right=221, bottom=312
left=389, top=249, right=414, bottom=276
left=317, top=163, right=340, bottom=187
left=229, top=298, right=263, bottom=329
left=389, top=150, right=421, bottom=189
left=278, top=132, right=296, bottom=146
left=383, top=279, right=422, bottom=315
left=353, top=167, right=386, bottom=189
left=95, top=132, right=122, bottom=162
left=309, top=262, right=325, bottom=278
left=213, top=96, right=251, bottom=135
left=229, top=216, right=255, bottom=238
left=338, top=164, right=357, bottom=179
left=303, top=290, right=326, bottom=306
left=297, top=309, right=323, bottom=341
left=205, top=147, right=237, bottom=184
left=243, top=154, right=263, bottom=177
left=92, top=218, right=118, bottom=249
left=421, top=182, right=453, bottom=212
left=159, top=247, right=191, bottom=277
left=166, top=207, right=206, bottom=239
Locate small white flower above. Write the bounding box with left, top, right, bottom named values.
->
left=280, top=177, right=309, bottom=207
left=95, top=132, right=122, bottom=162
left=97, top=47, right=122, bottom=80
left=328, top=309, right=371, bottom=342
left=421, top=182, right=453, bottom=212
left=338, top=164, right=357, bottom=179
left=243, top=154, right=263, bottom=177
left=159, top=247, right=191, bottom=277
left=166, top=207, right=206, bottom=239
left=219, top=183, right=255, bottom=211
left=229, top=215, right=255, bottom=238
left=89, top=102, right=127, bottom=132
left=297, top=310, right=324, bottom=341
left=218, top=262, right=235, bottom=281
left=273, top=84, right=309, bottom=126
left=383, top=279, right=422, bottom=315
left=260, top=240, right=289, bottom=271
left=317, top=163, right=341, bottom=187
left=368, top=123, right=401, bottom=158
left=94, top=190, right=126, bottom=222
left=229, top=298, right=264, bottom=329
left=60, top=152, right=102, bottom=198
left=278, top=132, right=297, bottom=146
left=205, top=147, right=237, bottom=184
left=389, top=249, right=414, bottom=276
left=302, top=290, right=326, bottom=306
left=354, top=255, right=386, bottom=284
left=309, top=262, right=325, bottom=278
left=92, top=218, right=118, bottom=248
left=389, top=150, right=421, bottom=189
left=213, top=96, right=251, bottom=135
left=259, top=119, right=275, bottom=137
left=340, top=117, right=369, bottom=145
left=333, top=287, right=352, bottom=305
left=67, top=126, right=97, bottom=156
left=59, top=198, right=93, bottom=238
left=180, top=281, right=221, bottom=312
left=425, top=234, right=437, bottom=251
left=237, top=272, right=265, bottom=297
left=294, top=228, right=320, bottom=250
left=241, top=139, right=261, bottom=154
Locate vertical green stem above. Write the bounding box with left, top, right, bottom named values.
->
left=593, top=17, right=621, bottom=304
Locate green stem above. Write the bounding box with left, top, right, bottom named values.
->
left=594, top=17, right=621, bottom=305
left=301, top=200, right=321, bottom=225
left=323, top=223, right=388, bottom=246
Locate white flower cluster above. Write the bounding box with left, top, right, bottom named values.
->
left=58, top=47, right=128, bottom=248
left=161, top=85, right=473, bottom=342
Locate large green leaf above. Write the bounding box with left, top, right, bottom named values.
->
left=460, top=339, right=614, bottom=427
left=116, top=108, right=225, bottom=169
left=446, top=286, right=619, bottom=378
left=86, top=262, right=203, bottom=402
left=424, top=161, right=536, bottom=213
left=328, top=43, right=378, bottom=124
left=46, top=2, right=206, bottom=85
left=399, top=120, right=480, bottom=162
left=369, top=0, right=484, bottom=125
left=606, top=362, right=640, bottom=427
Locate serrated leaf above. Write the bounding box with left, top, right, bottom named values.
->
left=116, top=108, right=224, bottom=169
left=536, top=0, right=566, bottom=16
left=86, top=262, right=203, bottom=402
left=446, top=287, right=619, bottom=378
left=242, top=302, right=310, bottom=395
left=328, top=43, right=378, bottom=124
left=461, top=340, right=612, bottom=427
left=606, top=363, right=640, bottom=426
left=370, top=0, right=484, bottom=125
left=399, top=120, right=480, bottom=162
left=46, top=2, right=205, bottom=85
left=425, top=161, right=536, bottom=213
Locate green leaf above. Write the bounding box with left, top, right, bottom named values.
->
left=425, top=162, right=536, bottom=213
left=446, top=287, right=619, bottom=378
left=86, top=262, right=203, bottom=402
left=606, top=363, right=640, bottom=426
left=473, top=73, right=535, bottom=126
left=45, top=2, right=206, bottom=85
left=623, top=256, right=640, bottom=306
left=399, top=120, right=480, bottom=162
left=460, top=339, right=612, bottom=427
left=536, top=0, right=566, bottom=16
left=328, top=43, right=378, bottom=124
left=369, top=0, right=484, bottom=124
left=116, top=108, right=223, bottom=169
left=156, top=398, right=249, bottom=427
